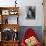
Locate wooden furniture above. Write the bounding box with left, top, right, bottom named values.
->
left=0, top=7, right=19, bottom=24
left=0, top=41, right=2, bottom=46
left=0, top=24, right=19, bottom=32
left=44, top=26, right=46, bottom=46
left=0, top=7, right=20, bottom=46
left=43, top=0, right=46, bottom=26
left=43, top=0, right=46, bottom=45
left=2, top=40, right=19, bottom=46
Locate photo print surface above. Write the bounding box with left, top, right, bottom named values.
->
left=26, top=6, right=36, bottom=19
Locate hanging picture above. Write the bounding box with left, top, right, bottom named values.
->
left=26, top=6, right=36, bottom=19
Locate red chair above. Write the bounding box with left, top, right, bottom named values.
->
left=21, top=28, right=41, bottom=46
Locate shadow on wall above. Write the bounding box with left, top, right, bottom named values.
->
left=18, top=26, right=44, bottom=44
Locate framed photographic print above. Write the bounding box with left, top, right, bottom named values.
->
left=26, top=6, right=36, bottom=19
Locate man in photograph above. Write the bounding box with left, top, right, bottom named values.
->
left=27, top=7, right=35, bottom=19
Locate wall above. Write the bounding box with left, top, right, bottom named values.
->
left=18, top=26, right=44, bottom=44
left=0, top=0, right=44, bottom=45
left=18, top=0, right=44, bottom=26
left=0, top=0, right=44, bottom=26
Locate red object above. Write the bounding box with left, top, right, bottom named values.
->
left=21, top=28, right=41, bottom=46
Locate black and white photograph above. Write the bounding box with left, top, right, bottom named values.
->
left=26, top=6, right=36, bottom=19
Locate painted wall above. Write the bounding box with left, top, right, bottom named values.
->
left=18, top=0, right=44, bottom=26
left=18, top=26, right=44, bottom=44
left=0, top=0, right=44, bottom=26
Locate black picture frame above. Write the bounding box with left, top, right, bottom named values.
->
left=26, top=6, right=35, bottom=19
